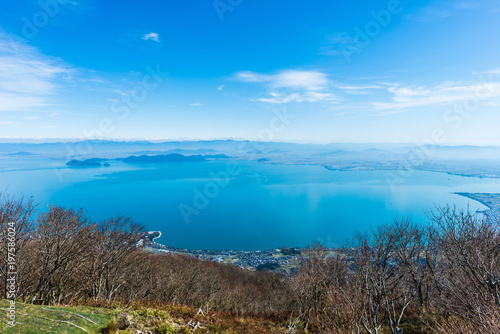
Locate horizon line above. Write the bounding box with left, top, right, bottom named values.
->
left=0, top=137, right=499, bottom=147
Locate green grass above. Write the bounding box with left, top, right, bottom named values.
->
left=0, top=300, right=114, bottom=334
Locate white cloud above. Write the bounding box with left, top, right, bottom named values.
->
left=336, top=84, right=383, bottom=90
left=371, top=79, right=500, bottom=112
left=406, top=1, right=483, bottom=23
left=113, top=89, right=128, bottom=96
left=0, top=31, right=72, bottom=112
left=235, top=69, right=500, bottom=113
left=259, top=91, right=336, bottom=104
left=319, top=32, right=360, bottom=57
left=334, top=84, right=384, bottom=95
left=142, top=32, right=160, bottom=43
left=406, top=7, right=453, bottom=22
left=217, top=85, right=225, bottom=91
left=453, top=1, right=480, bottom=10
left=234, top=69, right=336, bottom=104
left=477, top=69, right=500, bottom=75
left=236, top=69, right=329, bottom=91
left=189, top=103, right=203, bottom=106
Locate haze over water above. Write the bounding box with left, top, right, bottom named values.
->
left=0, top=155, right=497, bottom=250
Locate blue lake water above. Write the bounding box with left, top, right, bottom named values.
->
left=1, top=155, right=499, bottom=250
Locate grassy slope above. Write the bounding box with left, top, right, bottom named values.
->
left=0, top=300, right=290, bottom=333
left=0, top=300, right=113, bottom=334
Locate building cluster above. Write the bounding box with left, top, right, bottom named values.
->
left=139, top=236, right=302, bottom=272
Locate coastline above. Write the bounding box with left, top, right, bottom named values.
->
left=454, top=192, right=500, bottom=223
left=138, top=192, right=500, bottom=272
left=137, top=233, right=315, bottom=272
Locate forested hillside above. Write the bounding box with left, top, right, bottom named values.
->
left=1, top=195, right=499, bottom=333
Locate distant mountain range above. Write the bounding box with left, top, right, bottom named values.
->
left=2, top=140, right=500, bottom=178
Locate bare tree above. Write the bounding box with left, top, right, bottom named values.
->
left=30, top=206, right=94, bottom=304
left=428, top=206, right=500, bottom=332
left=289, top=243, right=331, bottom=331
left=380, top=219, right=430, bottom=333
left=323, top=252, right=364, bottom=334
left=0, top=195, right=36, bottom=299
left=348, top=220, right=425, bottom=334
left=83, top=216, right=144, bottom=301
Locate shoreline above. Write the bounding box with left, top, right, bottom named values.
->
left=453, top=192, right=500, bottom=224
left=137, top=233, right=311, bottom=272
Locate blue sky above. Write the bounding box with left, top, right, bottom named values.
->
left=1, top=0, right=500, bottom=144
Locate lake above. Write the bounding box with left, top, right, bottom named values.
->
left=1, top=155, right=499, bottom=250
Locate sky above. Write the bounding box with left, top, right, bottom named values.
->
left=1, top=0, right=500, bottom=144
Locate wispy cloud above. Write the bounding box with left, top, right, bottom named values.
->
left=371, top=79, right=500, bottom=112
left=406, top=1, right=482, bottom=22
left=113, top=89, right=128, bottom=96
left=234, top=69, right=336, bottom=104
left=318, top=33, right=359, bottom=57
left=406, top=7, right=453, bottom=22
left=258, top=91, right=336, bottom=104
left=142, top=32, right=160, bottom=43
left=235, top=67, right=500, bottom=111
left=189, top=103, right=203, bottom=106
left=476, top=68, right=500, bottom=75
left=0, top=31, right=73, bottom=112
left=453, top=1, right=480, bottom=10
left=236, top=70, right=329, bottom=90
left=334, top=84, right=384, bottom=95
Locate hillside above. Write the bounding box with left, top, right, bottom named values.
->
left=0, top=300, right=113, bottom=333
left=0, top=300, right=289, bottom=333
left=1, top=196, right=499, bottom=334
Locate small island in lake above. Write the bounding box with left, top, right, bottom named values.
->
left=122, top=153, right=206, bottom=163
left=66, top=159, right=104, bottom=168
